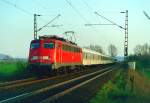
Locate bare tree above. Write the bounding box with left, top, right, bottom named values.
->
left=84, top=44, right=104, bottom=54
left=134, top=45, right=143, bottom=55
left=93, top=45, right=104, bottom=54
left=134, top=43, right=150, bottom=56
left=108, top=44, right=117, bottom=57
left=142, top=43, right=150, bottom=55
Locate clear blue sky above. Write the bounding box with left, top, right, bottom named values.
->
left=0, top=0, right=150, bottom=58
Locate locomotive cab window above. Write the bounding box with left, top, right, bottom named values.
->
left=44, top=43, right=54, bottom=49
left=31, top=43, right=40, bottom=49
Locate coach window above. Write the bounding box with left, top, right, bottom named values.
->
left=44, top=43, right=54, bottom=49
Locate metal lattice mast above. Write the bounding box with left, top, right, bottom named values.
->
left=33, top=14, right=60, bottom=40
left=124, top=10, right=128, bottom=59
left=34, top=14, right=37, bottom=40
left=88, top=10, right=129, bottom=60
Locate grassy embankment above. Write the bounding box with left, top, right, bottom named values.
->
left=89, top=69, right=150, bottom=103
left=136, top=61, right=150, bottom=79
left=0, top=61, right=31, bottom=82
left=128, top=55, right=150, bottom=79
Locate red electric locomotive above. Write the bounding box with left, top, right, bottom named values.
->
left=28, top=35, right=82, bottom=75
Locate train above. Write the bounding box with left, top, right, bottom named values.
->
left=28, top=35, right=115, bottom=75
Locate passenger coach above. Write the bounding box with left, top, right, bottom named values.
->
left=82, top=48, right=115, bottom=66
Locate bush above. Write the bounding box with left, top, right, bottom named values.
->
left=90, top=70, right=131, bottom=103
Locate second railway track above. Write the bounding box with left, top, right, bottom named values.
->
left=0, top=64, right=119, bottom=103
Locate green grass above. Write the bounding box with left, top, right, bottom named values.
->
left=0, top=61, right=29, bottom=81
left=128, top=55, right=150, bottom=80
left=0, top=62, right=18, bottom=75
left=89, top=68, right=150, bottom=103
left=89, top=70, right=131, bottom=103
left=144, top=70, right=150, bottom=79
left=140, top=69, right=150, bottom=79
left=135, top=61, right=150, bottom=79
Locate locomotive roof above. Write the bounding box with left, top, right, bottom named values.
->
left=39, top=35, right=77, bottom=45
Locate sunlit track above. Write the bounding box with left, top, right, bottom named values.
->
left=0, top=64, right=118, bottom=103
left=0, top=77, right=36, bottom=87
left=40, top=69, right=115, bottom=103
left=0, top=76, right=57, bottom=90
left=0, top=65, right=109, bottom=101
left=0, top=65, right=107, bottom=91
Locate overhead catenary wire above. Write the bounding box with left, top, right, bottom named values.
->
left=2, top=0, right=63, bottom=34
left=32, top=0, right=65, bottom=32
left=81, top=0, right=94, bottom=13
left=81, top=0, right=113, bottom=45
left=64, top=0, right=89, bottom=24
left=143, top=11, right=150, bottom=20
left=1, top=0, right=33, bottom=16
left=1, top=0, right=60, bottom=27
left=65, top=0, right=113, bottom=48
left=37, top=14, right=61, bottom=32
left=94, top=12, right=125, bottom=30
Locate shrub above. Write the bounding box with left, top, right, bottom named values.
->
left=90, top=70, right=131, bottom=103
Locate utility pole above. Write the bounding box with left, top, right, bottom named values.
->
left=124, top=10, right=128, bottom=59
left=34, top=14, right=41, bottom=40
left=33, top=14, right=60, bottom=40
left=86, top=10, right=129, bottom=61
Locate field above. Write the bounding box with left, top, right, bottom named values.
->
left=0, top=61, right=30, bottom=82
left=142, top=69, right=150, bottom=79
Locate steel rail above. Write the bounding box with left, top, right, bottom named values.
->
left=0, top=65, right=117, bottom=103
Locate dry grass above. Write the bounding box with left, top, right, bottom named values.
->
left=128, top=69, right=150, bottom=95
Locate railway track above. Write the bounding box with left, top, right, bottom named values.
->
left=0, top=64, right=118, bottom=103
left=0, top=77, right=37, bottom=87
left=0, top=65, right=106, bottom=89
left=40, top=69, right=115, bottom=103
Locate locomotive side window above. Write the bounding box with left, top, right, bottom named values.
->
left=44, top=43, right=54, bottom=49
left=31, top=43, right=40, bottom=49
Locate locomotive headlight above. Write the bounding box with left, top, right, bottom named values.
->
left=31, top=56, right=38, bottom=60
left=31, top=56, right=50, bottom=60
left=43, top=56, right=50, bottom=60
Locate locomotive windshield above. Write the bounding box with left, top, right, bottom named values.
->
left=44, top=43, right=54, bottom=49
left=31, top=42, right=40, bottom=49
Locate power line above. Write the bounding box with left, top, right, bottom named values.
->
left=65, top=0, right=113, bottom=46
left=94, top=10, right=128, bottom=58
left=37, top=14, right=61, bottom=32
left=1, top=0, right=52, bottom=24
left=81, top=0, right=94, bottom=12
left=95, top=12, right=124, bottom=30
left=1, top=0, right=33, bottom=16
left=81, top=0, right=128, bottom=57
left=81, top=0, right=113, bottom=45
left=64, top=0, right=89, bottom=23
left=143, top=11, right=150, bottom=20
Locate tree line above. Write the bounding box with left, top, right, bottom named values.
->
left=134, top=43, right=150, bottom=56
left=84, top=44, right=118, bottom=57
left=128, top=43, right=150, bottom=69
